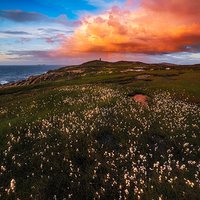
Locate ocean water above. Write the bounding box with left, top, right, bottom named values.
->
left=0, top=65, right=63, bottom=85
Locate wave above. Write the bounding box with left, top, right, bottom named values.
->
left=0, top=80, right=9, bottom=85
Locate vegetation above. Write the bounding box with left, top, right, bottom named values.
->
left=0, top=60, right=200, bottom=199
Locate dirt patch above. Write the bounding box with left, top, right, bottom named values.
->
left=133, top=94, right=149, bottom=107
left=121, top=68, right=145, bottom=73
left=135, top=75, right=151, bottom=80
left=67, top=69, right=84, bottom=73
left=121, top=69, right=135, bottom=73
left=134, top=69, right=145, bottom=72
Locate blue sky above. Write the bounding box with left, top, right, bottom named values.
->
left=0, top=0, right=200, bottom=65
left=0, top=0, right=97, bottom=18
left=0, top=0, right=124, bottom=64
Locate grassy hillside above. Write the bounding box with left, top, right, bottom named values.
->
left=0, top=61, right=200, bottom=199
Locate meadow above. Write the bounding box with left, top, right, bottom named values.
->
left=0, top=61, right=200, bottom=199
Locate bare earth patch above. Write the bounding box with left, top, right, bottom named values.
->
left=133, top=94, right=149, bottom=107
left=121, top=69, right=135, bottom=73
left=135, top=75, right=151, bottom=80
left=121, top=68, right=145, bottom=73
left=67, top=69, right=84, bottom=73
left=134, top=69, right=145, bottom=72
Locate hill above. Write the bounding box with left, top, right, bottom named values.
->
left=0, top=60, right=200, bottom=199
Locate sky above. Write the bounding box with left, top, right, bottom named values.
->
left=0, top=0, right=200, bottom=65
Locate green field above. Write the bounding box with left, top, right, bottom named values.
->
left=0, top=61, right=200, bottom=199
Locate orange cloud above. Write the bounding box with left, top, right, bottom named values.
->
left=56, top=0, right=200, bottom=57
left=142, top=0, right=200, bottom=18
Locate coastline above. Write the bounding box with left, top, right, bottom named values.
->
left=0, top=60, right=200, bottom=88
left=0, top=65, right=64, bottom=87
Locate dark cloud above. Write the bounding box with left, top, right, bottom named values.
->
left=5, top=50, right=70, bottom=65
left=0, top=10, right=47, bottom=22
left=38, top=28, right=63, bottom=33
left=0, top=10, right=81, bottom=26
left=183, top=45, right=200, bottom=53
left=7, top=50, right=51, bottom=58
left=0, top=30, right=31, bottom=35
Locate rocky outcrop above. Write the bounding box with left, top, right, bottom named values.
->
left=2, top=71, right=64, bottom=87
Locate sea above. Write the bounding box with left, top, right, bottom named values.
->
left=0, top=65, right=64, bottom=85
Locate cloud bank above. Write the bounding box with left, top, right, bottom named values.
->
left=57, top=0, right=200, bottom=57
left=0, top=10, right=80, bottom=26
left=0, top=31, right=31, bottom=35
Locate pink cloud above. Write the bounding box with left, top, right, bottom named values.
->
left=55, top=0, right=200, bottom=57
left=45, top=34, right=66, bottom=44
